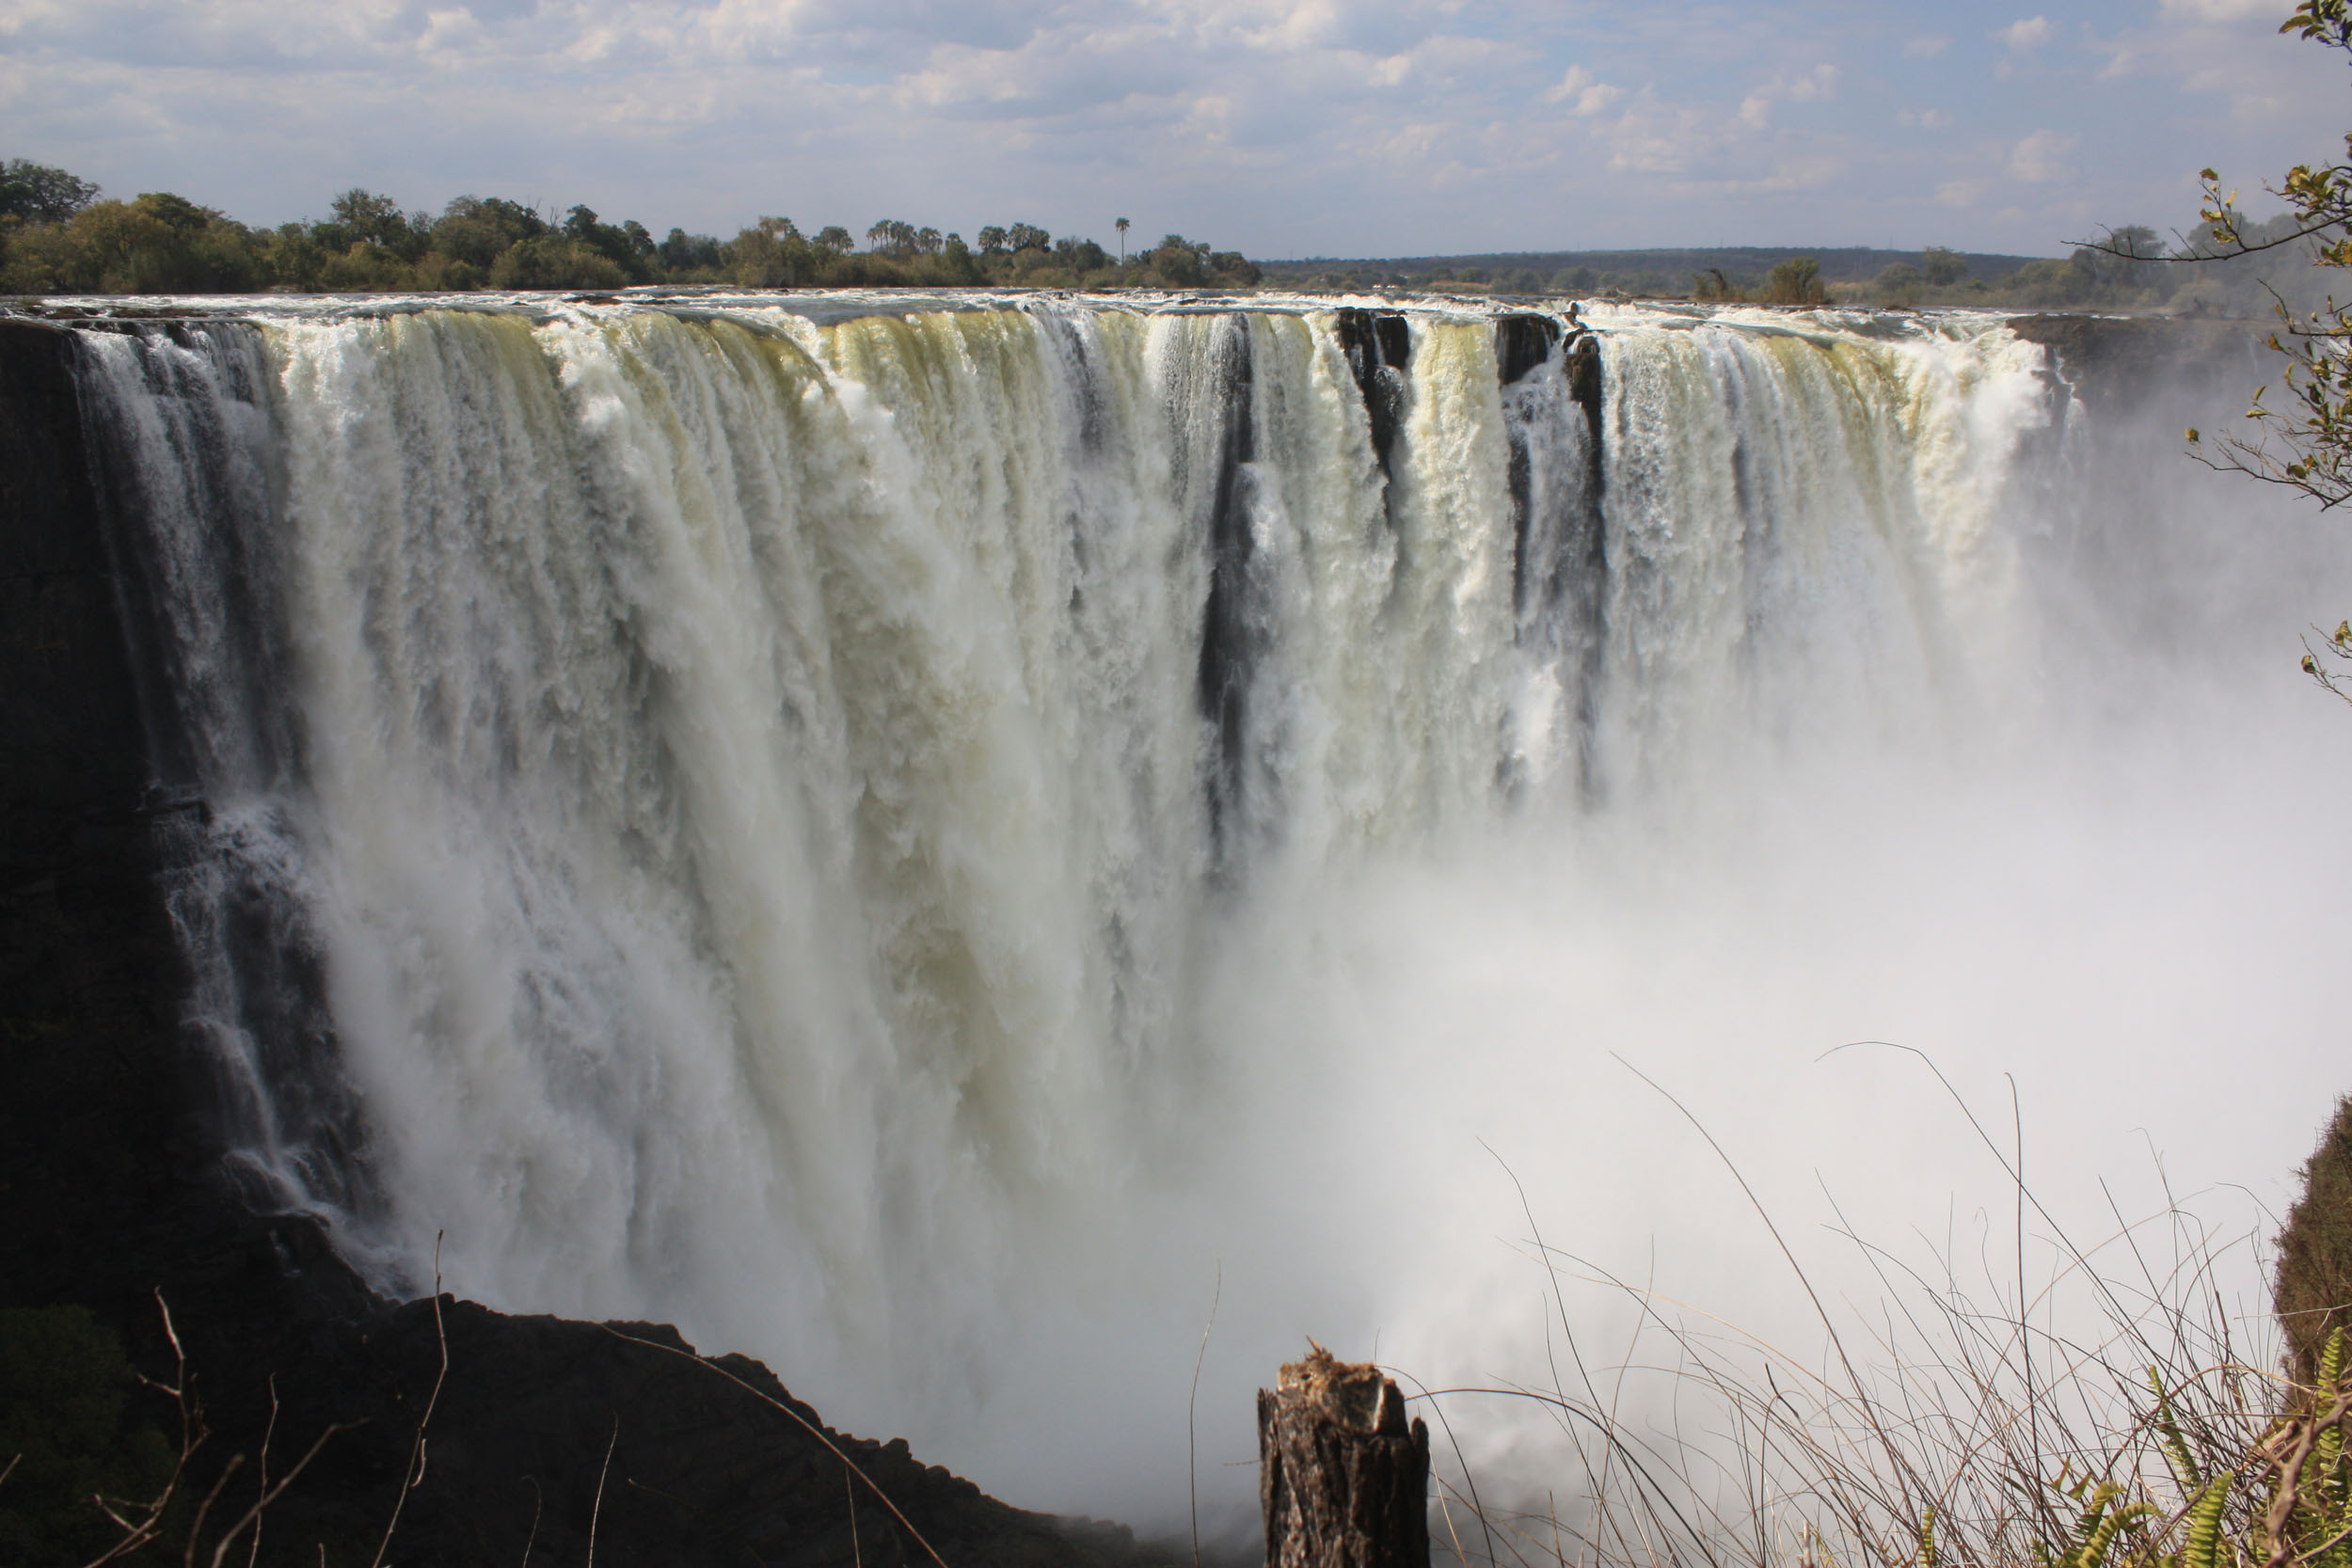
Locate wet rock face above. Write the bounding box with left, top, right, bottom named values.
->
left=1565, top=332, right=1601, bottom=413
left=0, top=319, right=200, bottom=1319
left=1493, top=314, right=1559, bottom=387
left=1335, top=309, right=1410, bottom=473
left=2004, top=314, right=2265, bottom=418
left=214, top=1298, right=1121, bottom=1568
left=0, top=319, right=1151, bottom=1568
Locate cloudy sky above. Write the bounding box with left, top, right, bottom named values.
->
left=0, top=0, right=2343, bottom=260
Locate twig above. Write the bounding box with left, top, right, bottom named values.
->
left=87, top=1292, right=204, bottom=1567
left=1614, top=1054, right=1870, bottom=1415
left=846, top=1457, right=863, bottom=1568
left=1385, top=1364, right=1502, bottom=1568
left=181, top=1452, right=246, bottom=1568
left=245, top=1374, right=278, bottom=1568
left=586, top=1415, right=618, bottom=1568
left=206, top=1424, right=353, bottom=1568
left=369, top=1232, right=449, bottom=1568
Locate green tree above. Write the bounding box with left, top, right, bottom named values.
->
left=1872, top=261, right=1924, bottom=306
left=433, top=196, right=547, bottom=268
left=1917, top=245, right=1970, bottom=285
left=660, top=227, right=723, bottom=274
left=488, top=232, right=628, bottom=290
left=2072, top=223, right=2165, bottom=290
left=1115, top=215, right=1130, bottom=264
left=728, top=215, right=809, bottom=287
left=324, top=187, right=425, bottom=258
left=0, top=1306, right=174, bottom=1564
left=1005, top=222, right=1050, bottom=254
left=1056, top=235, right=1109, bottom=274
left=1208, top=249, right=1261, bottom=286
left=939, top=232, right=985, bottom=284
left=866, top=218, right=919, bottom=259
left=554, top=204, right=657, bottom=281
left=1152, top=233, right=1206, bottom=285
left=0, top=157, right=100, bottom=222
left=1761, top=256, right=1825, bottom=305
left=1692, top=266, right=1743, bottom=302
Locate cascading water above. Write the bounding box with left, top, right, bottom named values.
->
left=60, top=293, right=2352, bottom=1526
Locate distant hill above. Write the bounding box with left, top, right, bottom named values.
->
left=1256, top=246, right=2049, bottom=290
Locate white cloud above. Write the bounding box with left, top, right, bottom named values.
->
left=1786, top=62, right=1838, bottom=102
left=1597, top=93, right=1719, bottom=175
left=1738, top=62, right=1836, bottom=129
left=2158, top=0, right=2288, bottom=18
left=1544, top=63, right=1621, bottom=117
left=418, top=8, right=484, bottom=53
left=2008, top=127, right=2077, bottom=182
left=0, top=0, right=2340, bottom=260
left=1996, top=16, right=2053, bottom=50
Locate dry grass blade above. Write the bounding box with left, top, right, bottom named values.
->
left=586, top=1415, right=618, bottom=1568
left=369, top=1235, right=449, bottom=1568
left=596, top=1325, right=955, bottom=1568
left=1191, top=1262, right=1220, bottom=1568
left=1397, top=1057, right=2334, bottom=1568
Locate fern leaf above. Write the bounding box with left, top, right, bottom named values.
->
left=2154, top=1368, right=2206, bottom=1492
left=2183, top=1475, right=2229, bottom=1568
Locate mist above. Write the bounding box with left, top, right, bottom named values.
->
left=72, top=295, right=2352, bottom=1536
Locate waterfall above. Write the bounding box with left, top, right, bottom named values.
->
left=64, top=293, right=2351, bottom=1525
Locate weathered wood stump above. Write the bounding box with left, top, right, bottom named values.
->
left=1258, top=1346, right=1431, bottom=1568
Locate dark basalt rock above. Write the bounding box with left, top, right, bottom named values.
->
left=1334, top=309, right=1409, bottom=475
left=1565, top=332, right=1601, bottom=414
left=2004, top=314, right=2265, bottom=418
left=195, top=1295, right=1132, bottom=1568
left=0, top=318, right=1165, bottom=1568
left=1194, top=312, right=1262, bottom=871
left=1493, top=314, right=1559, bottom=387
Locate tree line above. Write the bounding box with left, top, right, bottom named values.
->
left=1273, top=227, right=2328, bottom=316
left=0, top=161, right=1263, bottom=294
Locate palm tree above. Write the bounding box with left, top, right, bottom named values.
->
left=1116, top=216, right=1130, bottom=266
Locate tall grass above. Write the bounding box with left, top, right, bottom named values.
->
left=1406, top=1072, right=2352, bottom=1568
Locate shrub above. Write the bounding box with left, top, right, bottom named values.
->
left=2280, top=1095, right=2352, bottom=1387
left=1873, top=261, right=1924, bottom=306
left=0, top=1305, right=174, bottom=1564
left=489, top=235, right=628, bottom=291
left=1762, top=256, right=1826, bottom=305
left=1692, top=267, right=1747, bottom=302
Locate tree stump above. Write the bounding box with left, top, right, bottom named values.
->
left=1258, top=1347, right=1430, bottom=1568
